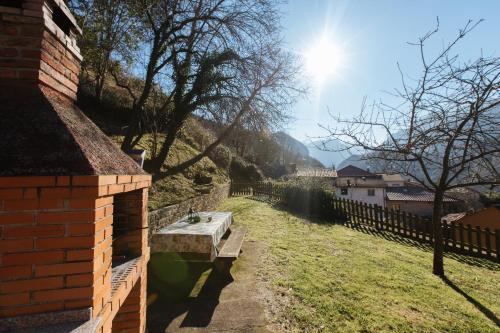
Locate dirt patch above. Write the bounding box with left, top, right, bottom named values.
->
left=253, top=243, right=307, bottom=333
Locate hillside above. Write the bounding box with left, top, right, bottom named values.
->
left=307, top=139, right=352, bottom=169
left=76, top=77, right=255, bottom=209
left=274, top=131, right=309, bottom=157
left=337, top=154, right=368, bottom=170
left=195, top=119, right=324, bottom=177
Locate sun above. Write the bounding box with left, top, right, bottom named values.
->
left=304, top=37, right=344, bottom=86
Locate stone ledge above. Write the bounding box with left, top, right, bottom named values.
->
left=0, top=307, right=92, bottom=333
left=10, top=316, right=101, bottom=333
left=0, top=175, right=152, bottom=189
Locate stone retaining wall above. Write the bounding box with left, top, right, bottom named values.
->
left=148, top=183, right=230, bottom=238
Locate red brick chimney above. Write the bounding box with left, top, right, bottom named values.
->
left=0, top=0, right=81, bottom=100
left=0, top=1, right=151, bottom=332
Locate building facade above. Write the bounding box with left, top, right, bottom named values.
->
left=386, top=186, right=457, bottom=217
left=335, top=166, right=387, bottom=208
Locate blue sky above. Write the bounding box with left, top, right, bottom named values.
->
left=281, top=0, right=500, bottom=142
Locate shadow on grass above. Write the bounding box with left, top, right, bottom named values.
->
left=345, top=222, right=500, bottom=270
left=146, top=253, right=233, bottom=333
left=245, top=195, right=500, bottom=271
left=244, top=196, right=500, bottom=328
left=441, top=276, right=500, bottom=328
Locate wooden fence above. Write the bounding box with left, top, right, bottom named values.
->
left=230, top=182, right=499, bottom=262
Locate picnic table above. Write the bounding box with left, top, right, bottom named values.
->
left=151, top=212, right=234, bottom=261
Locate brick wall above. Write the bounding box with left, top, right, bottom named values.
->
left=111, top=269, right=147, bottom=333
left=0, top=175, right=151, bottom=333
left=114, top=189, right=149, bottom=258
left=0, top=1, right=82, bottom=100
left=0, top=177, right=108, bottom=318
left=148, top=183, right=230, bottom=237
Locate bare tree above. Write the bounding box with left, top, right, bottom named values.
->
left=69, top=0, right=139, bottom=100
left=321, top=20, right=500, bottom=276
left=154, top=42, right=301, bottom=176
left=112, top=0, right=303, bottom=174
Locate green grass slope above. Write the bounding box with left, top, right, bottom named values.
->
left=219, top=197, right=500, bottom=333
left=112, top=132, right=229, bottom=210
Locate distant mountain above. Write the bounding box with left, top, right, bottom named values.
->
left=274, top=131, right=309, bottom=157
left=306, top=139, right=352, bottom=169
left=337, top=154, right=368, bottom=170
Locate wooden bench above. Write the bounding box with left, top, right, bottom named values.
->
left=215, top=226, right=247, bottom=275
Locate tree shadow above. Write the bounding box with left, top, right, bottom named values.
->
left=245, top=195, right=499, bottom=271
left=343, top=222, right=500, bottom=270
left=147, top=255, right=233, bottom=333
left=441, top=276, right=500, bottom=328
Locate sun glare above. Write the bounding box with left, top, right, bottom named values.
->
left=304, top=37, right=344, bottom=87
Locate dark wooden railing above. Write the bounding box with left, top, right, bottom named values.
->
left=230, top=182, right=499, bottom=262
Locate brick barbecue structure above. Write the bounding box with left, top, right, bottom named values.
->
left=0, top=1, right=151, bottom=332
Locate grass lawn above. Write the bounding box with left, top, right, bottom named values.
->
left=217, top=197, right=500, bottom=333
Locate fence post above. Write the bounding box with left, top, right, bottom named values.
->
left=407, top=214, right=413, bottom=239
left=450, top=222, right=456, bottom=251
left=352, top=200, right=358, bottom=226
left=395, top=210, right=401, bottom=235
left=442, top=222, right=449, bottom=251
left=416, top=216, right=423, bottom=241
left=485, top=228, right=491, bottom=258
left=343, top=198, right=348, bottom=225
left=476, top=226, right=482, bottom=257
left=427, top=218, right=432, bottom=242
left=383, top=207, right=389, bottom=231
left=361, top=202, right=367, bottom=226
left=359, top=201, right=365, bottom=226
left=355, top=201, right=361, bottom=225
left=366, top=204, right=372, bottom=226
left=349, top=200, right=355, bottom=225
left=496, top=230, right=499, bottom=263
left=410, top=214, right=416, bottom=239
left=390, top=209, right=395, bottom=233
left=459, top=223, right=465, bottom=254
left=346, top=199, right=354, bottom=225
left=467, top=224, right=474, bottom=255
left=402, top=211, right=408, bottom=236
left=333, top=198, right=339, bottom=222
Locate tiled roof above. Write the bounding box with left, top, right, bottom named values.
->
left=337, top=165, right=374, bottom=177
left=295, top=168, right=337, bottom=178
left=379, top=173, right=405, bottom=182
left=441, top=213, right=467, bottom=223
left=386, top=187, right=457, bottom=202
left=0, top=85, right=146, bottom=176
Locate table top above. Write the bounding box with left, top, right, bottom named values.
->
left=150, top=212, right=233, bottom=260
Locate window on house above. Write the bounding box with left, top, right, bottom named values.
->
left=367, top=189, right=375, bottom=196
left=340, top=188, right=348, bottom=195
left=392, top=204, right=400, bottom=211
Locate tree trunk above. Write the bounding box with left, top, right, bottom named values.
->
left=95, top=77, right=105, bottom=101
left=432, top=189, right=445, bottom=276
left=121, top=47, right=160, bottom=151
left=121, top=119, right=137, bottom=151
left=150, top=124, right=180, bottom=174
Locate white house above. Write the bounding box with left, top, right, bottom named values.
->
left=335, top=165, right=387, bottom=208
left=335, top=165, right=461, bottom=216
